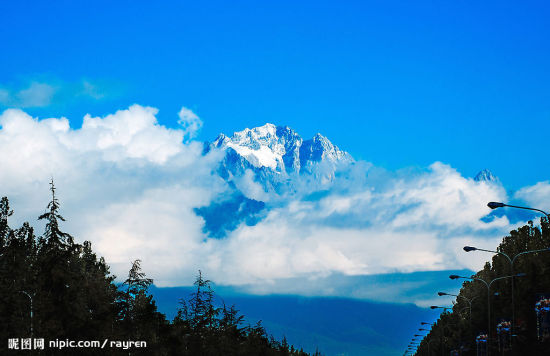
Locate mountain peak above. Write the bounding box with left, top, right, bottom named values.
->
left=238, top=123, right=277, bottom=138
left=209, top=123, right=352, bottom=180
left=474, top=169, right=498, bottom=182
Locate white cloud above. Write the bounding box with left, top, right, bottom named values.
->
left=0, top=79, right=113, bottom=108
left=180, top=161, right=511, bottom=292
left=514, top=181, right=550, bottom=214
left=0, top=89, right=10, bottom=104
left=178, top=106, right=203, bottom=139
left=0, top=82, right=57, bottom=108
left=16, top=82, right=57, bottom=107
left=233, top=169, right=271, bottom=201
left=0, top=105, right=528, bottom=305
left=0, top=105, right=223, bottom=253
left=78, top=105, right=184, bottom=163
left=81, top=80, right=106, bottom=100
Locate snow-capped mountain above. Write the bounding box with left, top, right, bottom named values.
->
left=199, top=127, right=502, bottom=239
left=205, top=123, right=353, bottom=191
left=474, top=169, right=498, bottom=182
left=197, top=123, right=353, bottom=237
left=210, top=123, right=351, bottom=172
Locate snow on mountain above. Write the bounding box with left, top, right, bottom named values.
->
left=208, top=123, right=352, bottom=179
left=474, top=169, right=498, bottom=183
left=212, top=124, right=285, bottom=171
left=198, top=123, right=353, bottom=237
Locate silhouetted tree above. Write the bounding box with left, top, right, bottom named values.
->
left=1, top=186, right=311, bottom=356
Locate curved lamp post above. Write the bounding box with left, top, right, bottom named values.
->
left=420, top=338, right=437, bottom=356
left=430, top=304, right=454, bottom=353
left=437, top=292, right=477, bottom=326
left=457, top=305, right=472, bottom=322
left=424, top=315, right=458, bottom=356
left=418, top=323, right=436, bottom=355
left=463, top=245, right=550, bottom=335
left=449, top=273, right=526, bottom=354
left=437, top=291, right=476, bottom=352
left=487, top=202, right=549, bottom=218
left=18, top=291, right=33, bottom=338
left=408, top=342, right=419, bottom=354
left=419, top=327, right=444, bottom=356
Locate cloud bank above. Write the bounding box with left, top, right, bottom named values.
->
left=515, top=181, right=550, bottom=214
left=0, top=105, right=534, bottom=304
left=0, top=79, right=112, bottom=109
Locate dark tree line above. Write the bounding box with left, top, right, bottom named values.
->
left=417, top=217, right=550, bottom=355
left=0, top=183, right=313, bottom=355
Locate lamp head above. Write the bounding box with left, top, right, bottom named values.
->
left=488, top=202, right=505, bottom=209
left=449, top=274, right=460, bottom=280
left=463, top=246, right=477, bottom=252
left=437, top=292, right=447, bottom=296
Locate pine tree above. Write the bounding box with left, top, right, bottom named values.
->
left=38, top=179, right=74, bottom=248
left=120, top=259, right=153, bottom=333
left=119, top=259, right=167, bottom=355
left=188, top=270, right=218, bottom=331
left=0, top=196, right=13, bottom=248
left=1, top=189, right=312, bottom=356
left=0, top=198, right=33, bottom=342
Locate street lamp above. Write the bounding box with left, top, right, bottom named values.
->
left=428, top=319, right=459, bottom=356
left=487, top=202, right=549, bottom=218
left=437, top=292, right=477, bottom=326
left=463, top=245, right=550, bottom=334
left=18, top=291, right=33, bottom=338
left=449, top=273, right=526, bottom=354
left=457, top=305, right=472, bottom=320
left=422, top=338, right=437, bottom=356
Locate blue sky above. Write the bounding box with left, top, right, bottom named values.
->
left=1, top=2, right=550, bottom=355
left=2, top=1, right=550, bottom=189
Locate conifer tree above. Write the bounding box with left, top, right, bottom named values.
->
left=1, top=188, right=312, bottom=356
left=0, top=196, right=13, bottom=248
left=38, top=179, right=74, bottom=248
left=119, top=259, right=167, bottom=354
